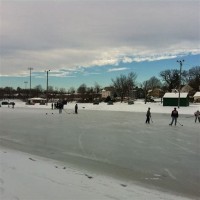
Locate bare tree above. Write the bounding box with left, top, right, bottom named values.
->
left=68, top=87, right=75, bottom=94
left=112, top=72, right=137, bottom=102
left=59, top=88, right=66, bottom=93
left=77, top=84, right=87, bottom=94
left=144, top=76, right=162, bottom=90
left=48, top=86, right=54, bottom=93
left=33, top=85, right=43, bottom=97
left=77, top=84, right=87, bottom=102
left=94, top=82, right=101, bottom=93
left=159, top=69, right=187, bottom=92
left=188, top=66, right=200, bottom=91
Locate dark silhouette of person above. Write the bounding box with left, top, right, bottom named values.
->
left=146, top=107, right=151, bottom=124
left=169, top=107, right=179, bottom=126
left=75, top=104, right=78, bottom=114
left=58, top=102, right=63, bottom=114
left=194, top=110, right=200, bottom=123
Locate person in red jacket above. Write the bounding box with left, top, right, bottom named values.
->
left=169, top=107, right=179, bottom=126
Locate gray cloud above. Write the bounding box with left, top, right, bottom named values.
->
left=0, top=0, right=199, bottom=76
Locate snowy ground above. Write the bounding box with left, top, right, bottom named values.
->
left=0, top=100, right=200, bottom=200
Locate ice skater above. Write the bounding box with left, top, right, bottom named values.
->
left=169, top=107, right=178, bottom=126
left=75, top=104, right=78, bottom=114
left=194, top=110, right=200, bottom=123
left=58, top=102, right=63, bottom=114
left=145, top=107, right=151, bottom=124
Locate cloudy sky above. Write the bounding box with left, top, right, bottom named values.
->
left=0, top=0, right=200, bottom=89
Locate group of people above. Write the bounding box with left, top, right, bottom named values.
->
left=146, top=107, right=200, bottom=126
left=51, top=102, right=78, bottom=114
left=7, top=102, right=15, bottom=108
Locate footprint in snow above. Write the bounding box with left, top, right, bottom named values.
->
left=85, top=174, right=93, bottom=179
left=120, top=184, right=127, bottom=187
left=29, top=158, right=36, bottom=161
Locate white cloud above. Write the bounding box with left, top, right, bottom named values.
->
left=108, top=67, right=128, bottom=72
left=83, top=72, right=101, bottom=76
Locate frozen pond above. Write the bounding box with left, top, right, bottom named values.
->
left=0, top=107, right=200, bottom=199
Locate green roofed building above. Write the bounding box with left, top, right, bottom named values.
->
left=163, top=92, right=189, bottom=107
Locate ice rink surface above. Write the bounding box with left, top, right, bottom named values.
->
left=0, top=103, right=200, bottom=199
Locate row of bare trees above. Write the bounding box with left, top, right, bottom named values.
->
left=111, top=66, right=199, bottom=101
left=0, top=66, right=199, bottom=101
left=140, top=66, right=199, bottom=92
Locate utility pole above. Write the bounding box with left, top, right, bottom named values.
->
left=177, top=60, right=184, bottom=108
left=45, top=70, right=50, bottom=105
left=24, top=81, right=28, bottom=99
left=28, top=67, right=33, bottom=98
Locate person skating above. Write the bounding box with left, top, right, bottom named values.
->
left=194, top=110, right=200, bottom=123
left=75, top=104, right=78, bottom=114
left=169, top=107, right=178, bottom=126
left=58, top=102, right=63, bottom=114
left=146, top=107, right=151, bottom=124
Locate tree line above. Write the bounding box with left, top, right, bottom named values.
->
left=0, top=66, right=199, bottom=101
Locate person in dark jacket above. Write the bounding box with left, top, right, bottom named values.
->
left=146, top=107, right=151, bottom=124
left=75, top=104, right=78, bottom=114
left=58, top=102, right=63, bottom=114
left=169, top=107, right=179, bottom=126
left=194, top=110, right=200, bottom=123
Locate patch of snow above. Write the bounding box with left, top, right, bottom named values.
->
left=0, top=147, right=193, bottom=200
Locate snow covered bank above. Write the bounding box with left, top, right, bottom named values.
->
left=0, top=147, right=194, bottom=200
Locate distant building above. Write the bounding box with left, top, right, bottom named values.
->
left=101, top=87, right=114, bottom=99
left=27, top=97, right=46, bottom=105
left=193, top=92, right=200, bottom=102
left=101, top=89, right=110, bottom=98
left=181, top=84, right=196, bottom=97
left=181, top=84, right=193, bottom=93
left=163, top=92, right=189, bottom=107
left=148, top=88, right=164, bottom=98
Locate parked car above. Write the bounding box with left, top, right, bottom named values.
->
left=107, top=101, right=113, bottom=105
left=146, top=97, right=155, bottom=102
left=1, top=101, right=9, bottom=105
left=93, top=100, right=99, bottom=105
left=128, top=100, right=134, bottom=105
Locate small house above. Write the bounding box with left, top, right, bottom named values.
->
left=194, top=92, right=200, bottom=102
left=27, top=97, right=46, bottom=105
left=148, top=88, right=164, bottom=98
left=163, top=92, right=189, bottom=107
left=101, top=87, right=114, bottom=99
